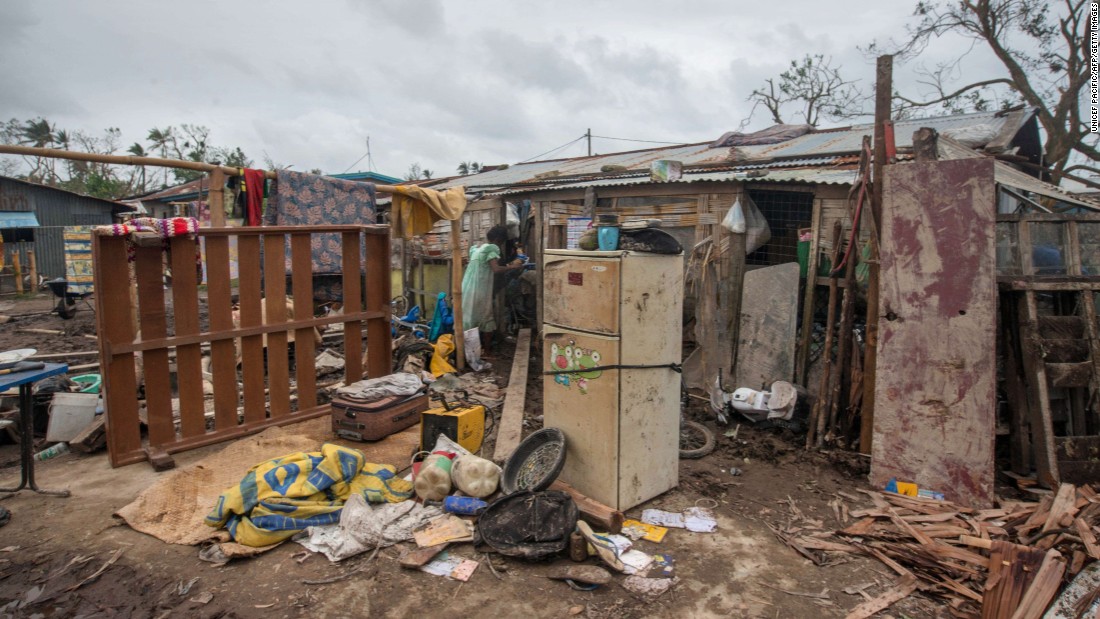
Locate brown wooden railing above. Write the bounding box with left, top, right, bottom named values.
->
left=92, top=225, right=391, bottom=467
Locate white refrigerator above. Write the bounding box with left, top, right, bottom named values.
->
left=542, top=249, right=684, bottom=510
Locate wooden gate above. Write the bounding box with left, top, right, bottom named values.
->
left=92, top=225, right=391, bottom=467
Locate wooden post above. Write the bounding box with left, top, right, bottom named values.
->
left=208, top=169, right=226, bottom=227
left=12, top=252, right=22, bottom=295
left=728, top=230, right=747, bottom=375
left=451, top=219, right=465, bottom=370
left=860, top=54, right=892, bottom=455
left=27, top=250, right=36, bottom=291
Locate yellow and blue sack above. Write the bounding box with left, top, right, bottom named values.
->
left=204, top=443, right=413, bottom=547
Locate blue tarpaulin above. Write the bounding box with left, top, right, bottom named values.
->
left=0, top=212, right=39, bottom=228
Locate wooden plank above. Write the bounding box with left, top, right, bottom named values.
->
left=93, top=236, right=143, bottom=467
left=871, top=159, right=997, bottom=508
left=1010, top=550, right=1066, bottom=619
left=1039, top=339, right=1091, bottom=363
left=493, top=328, right=531, bottom=463
left=197, top=224, right=384, bottom=236
left=549, top=479, right=625, bottom=534
left=449, top=219, right=465, bottom=371
left=205, top=235, right=239, bottom=430
left=1045, top=361, right=1092, bottom=388
left=107, top=404, right=335, bottom=467
left=290, top=233, right=317, bottom=411
left=341, top=231, right=364, bottom=384
left=69, top=415, right=106, bottom=454
left=107, top=310, right=383, bottom=354
left=237, top=235, right=265, bottom=425
left=844, top=574, right=918, bottom=619
left=1002, top=299, right=1034, bottom=476
left=169, top=235, right=206, bottom=439
left=264, top=234, right=291, bottom=418
left=797, top=200, right=823, bottom=385
left=1079, top=289, right=1100, bottom=433
left=364, top=229, right=392, bottom=379
left=207, top=169, right=226, bottom=227
left=134, top=245, right=174, bottom=447
left=1020, top=292, right=1060, bottom=487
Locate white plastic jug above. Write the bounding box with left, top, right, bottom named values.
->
left=414, top=452, right=453, bottom=502
left=452, top=454, right=501, bottom=498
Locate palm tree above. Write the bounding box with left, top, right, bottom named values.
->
left=421, top=169, right=433, bottom=179
left=128, top=143, right=148, bottom=193
left=20, top=118, right=54, bottom=182
left=146, top=127, right=175, bottom=187
left=457, top=162, right=469, bottom=176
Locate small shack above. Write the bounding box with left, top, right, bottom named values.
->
left=0, top=175, right=132, bottom=290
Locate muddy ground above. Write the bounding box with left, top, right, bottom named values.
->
left=0, top=292, right=945, bottom=618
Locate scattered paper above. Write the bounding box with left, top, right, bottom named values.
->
left=641, top=507, right=716, bottom=533
left=622, top=519, right=668, bottom=543
left=684, top=507, right=717, bottom=533
left=420, top=551, right=479, bottom=581
left=646, top=554, right=675, bottom=579
left=413, top=514, right=474, bottom=548
left=641, top=509, right=684, bottom=529
left=620, top=549, right=653, bottom=575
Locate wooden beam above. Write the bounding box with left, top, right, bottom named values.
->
left=0, top=145, right=401, bottom=192
left=860, top=53, right=893, bottom=455
left=207, top=168, right=226, bottom=227
left=493, top=328, right=531, bottom=463
left=451, top=219, right=465, bottom=370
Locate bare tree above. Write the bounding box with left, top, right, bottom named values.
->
left=746, top=54, right=866, bottom=127
left=879, top=0, right=1096, bottom=185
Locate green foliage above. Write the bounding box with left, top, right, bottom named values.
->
left=0, top=119, right=253, bottom=199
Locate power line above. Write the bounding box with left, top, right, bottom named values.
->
left=590, top=134, right=683, bottom=145
left=517, top=135, right=587, bottom=163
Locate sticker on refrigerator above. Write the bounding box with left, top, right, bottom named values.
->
left=549, top=341, right=604, bottom=395
left=567, top=272, right=583, bottom=286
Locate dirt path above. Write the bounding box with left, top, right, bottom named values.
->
left=0, top=295, right=941, bottom=618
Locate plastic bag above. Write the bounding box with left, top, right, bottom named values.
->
left=506, top=202, right=521, bottom=239
left=428, top=292, right=454, bottom=343
left=461, top=244, right=499, bottom=332
left=463, top=327, right=491, bottom=372
left=720, top=196, right=771, bottom=254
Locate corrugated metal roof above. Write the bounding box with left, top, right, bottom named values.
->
left=484, top=166, right=859, bottom=195
left=935, top=135, right=1100, bottom=210
left=433, top=108, right=1034, bottom=196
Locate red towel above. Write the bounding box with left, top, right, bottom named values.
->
left=242, top=168, right=265, bottom=226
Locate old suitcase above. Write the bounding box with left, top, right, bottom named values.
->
left=331, top=392, right=429, bottom=442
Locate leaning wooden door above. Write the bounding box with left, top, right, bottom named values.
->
left=871, top=158, right=996, bottom=508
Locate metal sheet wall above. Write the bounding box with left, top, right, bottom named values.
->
left=0, top=177, right=119, bottom=281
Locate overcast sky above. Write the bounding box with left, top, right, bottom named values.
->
left=0, top=0, right=1008, bottom=180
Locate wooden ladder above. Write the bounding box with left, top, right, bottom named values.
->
left=1008, top=288, right=1100, bottom=487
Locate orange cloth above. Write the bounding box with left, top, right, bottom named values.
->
left=390, top=185, right=467, bottom=240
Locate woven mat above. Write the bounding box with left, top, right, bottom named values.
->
left=116, top=417, right=421, bottom=552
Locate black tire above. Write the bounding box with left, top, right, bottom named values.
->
left=679, top=420, right=716, bottom=459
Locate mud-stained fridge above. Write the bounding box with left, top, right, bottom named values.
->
left=542, top=249, right=683, bottom=510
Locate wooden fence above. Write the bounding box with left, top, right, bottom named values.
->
left=93, top=225, right=391, bottom=467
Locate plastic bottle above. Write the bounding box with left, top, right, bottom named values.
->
left=414, top=452, right=454, bottom=502
left=34, top=442, right=70, bottom=461
left=451, top=454, right=501, bottom=498
left=426, top=496, right=488, bottom=516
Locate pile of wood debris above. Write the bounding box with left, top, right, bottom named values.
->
left=771, top=483, right=1100, bottom=618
